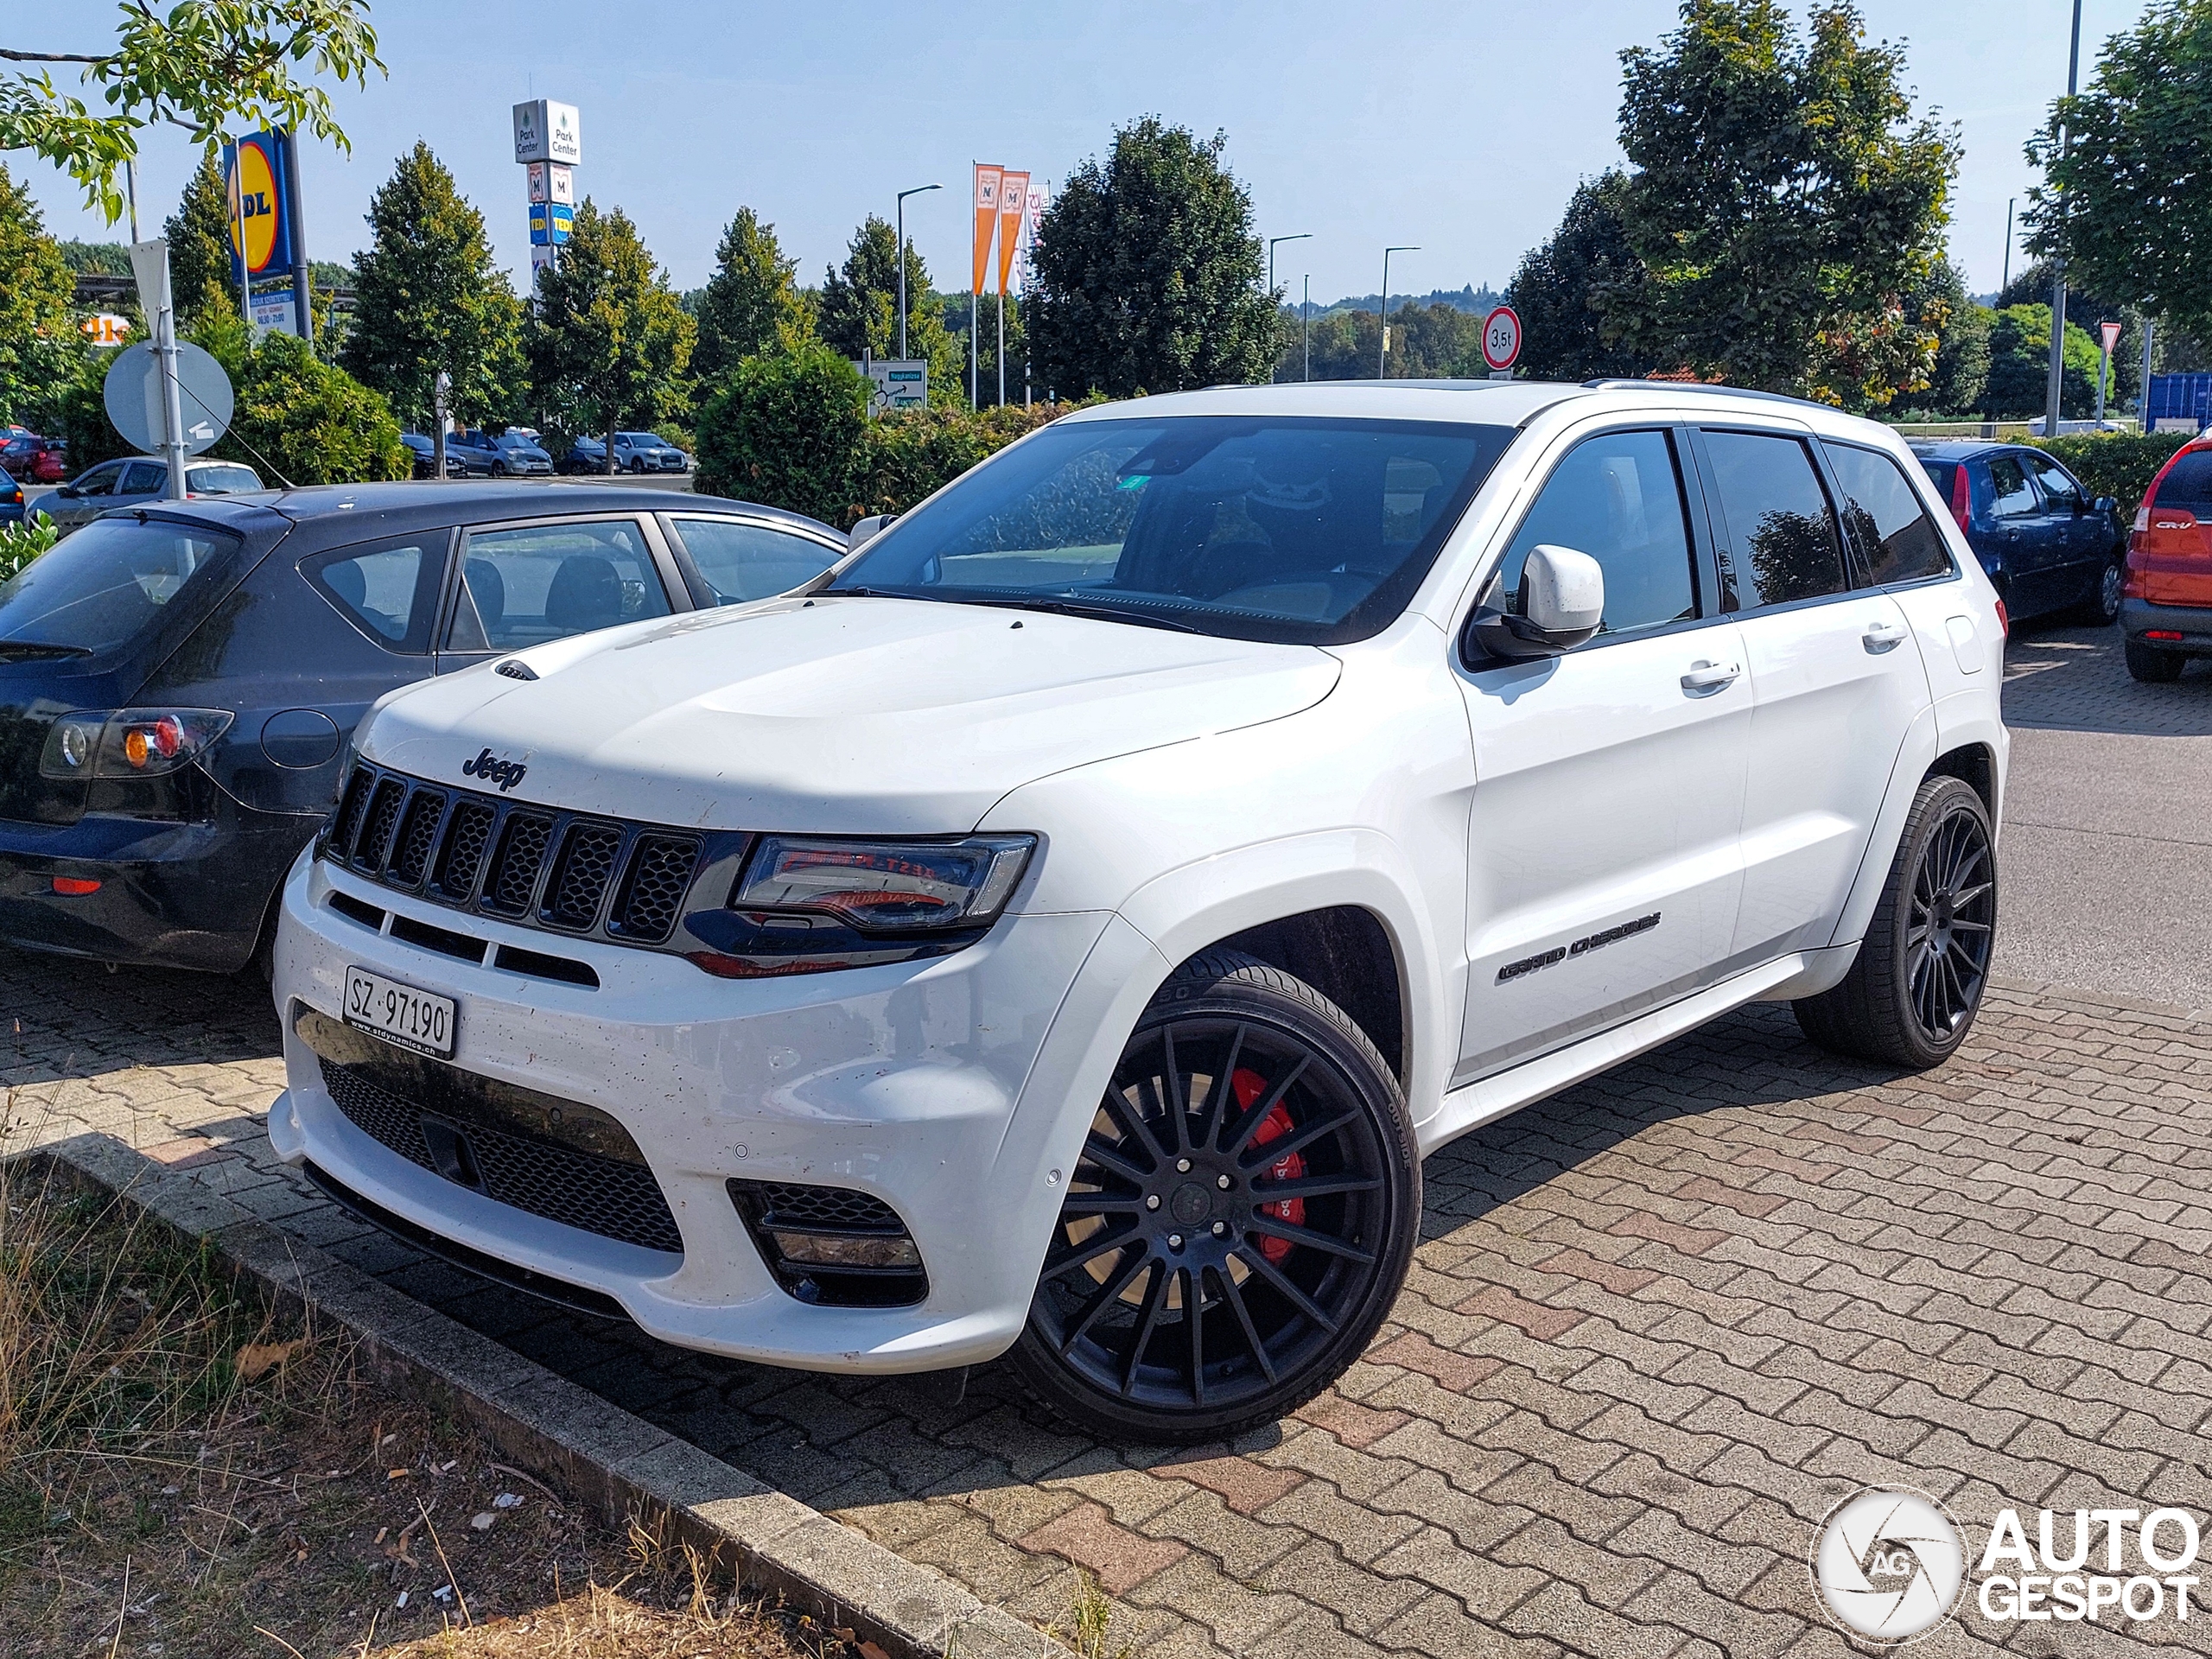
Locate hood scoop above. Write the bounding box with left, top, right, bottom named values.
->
left=494, top=658, right=538, bottom=681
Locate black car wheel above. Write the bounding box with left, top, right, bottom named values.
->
left=1795, top=775, right=1995, bottom=1070
left=628, top=457, right=646, bottom=474
left=1010, top=950, right=1419, bottom=1444
left=2066, top=556, right=2125, bottom=626
left=2124, top=637, right=2188, bottom=683
left=491, top=460, right=507, bottom=477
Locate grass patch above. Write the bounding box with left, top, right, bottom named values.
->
left=0, top=1161, right=865, bottom=1656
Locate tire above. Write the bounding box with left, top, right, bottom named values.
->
left=628, top=457, right=645, bottom=474
left=2124, top=638, right=2187, bottom=683
left=492, top=461, right=508, bottom=477
left=2066, top=556, right=2123, bottom=626
left=1009, top=950, right=1419, bottom=1444
left=1794, top=776, right=1996, bottom=1070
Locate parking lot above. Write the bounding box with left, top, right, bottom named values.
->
left=7, top=620, right=2211, bottom=1657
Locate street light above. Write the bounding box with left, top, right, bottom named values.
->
left=2045, top=0, right=2082, bottom=437
left=896, top=183, right=943, bottom=362
left=1302, top=274, right=1311, bottom=383
left=1380, top=246, right=1419, bottom=378
left=1268, top=233, right=1311, bottom=308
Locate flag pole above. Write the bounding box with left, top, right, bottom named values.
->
left=969, top=166, right=979, bottom=410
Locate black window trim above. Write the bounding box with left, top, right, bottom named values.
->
left=1684, top=423, right=1857, bottom=620
left=658, top=510, right=849, bottom=609
left=435, top=510, right=692, bottom=658
left=1458, top=419, right=1730, bottom=671
left=301, top=527, right=459, bottom=656
left=1821, top=436, right=1961, bottom=594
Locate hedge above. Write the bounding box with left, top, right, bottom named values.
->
left=2025, top=429, right=2194, bottom=523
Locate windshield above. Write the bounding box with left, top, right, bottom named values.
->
left=824, top=415, right=1513, bottom=643
left=0, top=518, right=245, bottom=654
left=619, top=432, right=661, bottom=446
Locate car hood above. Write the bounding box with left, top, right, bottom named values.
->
left=358, top=596, right=1341, bottom=833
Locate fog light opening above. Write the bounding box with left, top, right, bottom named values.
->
left=2145, top=629, right=2184, bottom=641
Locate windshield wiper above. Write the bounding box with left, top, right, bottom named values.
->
left=972, top=596, right=1204, bottom=633
left=0, top=640, right=92, bottom=662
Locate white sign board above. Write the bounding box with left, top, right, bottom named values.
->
left=512, top=99, right=582, bottom=166
left=855, top=359, right=930, bottom=416
left=250, top=288, right=300, bottom=337
left=527, top=161, right=575, bottom=205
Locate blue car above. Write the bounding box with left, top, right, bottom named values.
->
left=1909, top=441, right=2125, bottom=626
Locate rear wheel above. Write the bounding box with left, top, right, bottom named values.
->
left=1795, top=776, right=1995, bottom=1070
left=1010, top=951, right=1418, bottom=1444
left=2125, top=638, right=2187, bottom=683
left=2069, top=556, right=2123, bottom=626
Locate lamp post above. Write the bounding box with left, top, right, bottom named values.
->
left=1302, top=274, right=1311, bottom=382
left=1380, top=246, right=1418, bottom=378
left=2001, top=197, right=2015, bottom=296
left=2045, top=0, right=2082, bottom=437
left=896, top=182, right=942, bottom=363
left=1268, top=234, right=1311, bottom=385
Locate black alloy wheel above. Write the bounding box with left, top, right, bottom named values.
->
left=1795, top=775, right=1997, bottom=1069
left=1011, top=952, right=1418, bottom=1443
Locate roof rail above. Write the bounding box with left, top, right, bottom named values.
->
left=1581, top=378, right=1828, bottom=410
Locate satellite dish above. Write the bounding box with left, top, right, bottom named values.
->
left=102, top=341, right=233, bottom=457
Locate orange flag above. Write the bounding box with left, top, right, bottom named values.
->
left=995, top=170, right=1029, bottom=296
left=971, top=165, right=1002, bottom=296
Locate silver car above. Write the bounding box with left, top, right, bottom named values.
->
left=35, top=457, right=264, bottom=535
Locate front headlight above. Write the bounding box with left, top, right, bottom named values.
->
left=685, top=834, right=1036, bottom=978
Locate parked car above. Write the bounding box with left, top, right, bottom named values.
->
left=1908, top=441, right=2124, bottom=625
left=490, top=433, right=554, bottom=476
left=2118, top=434, right=2212, bottom=681
left=0, top=467, right=24, bottom=529
left=563, top=432, right=690, bottom=474
left=0, top=484, right=847, bottom=975
left=270, top=379, right=2007, bottom=1443
left=399, top=434, right=441, bottom=480
left=440, top=430, right=505, bottom=478
left=33, top=457, right=264, bottom=536
left=1, top=429, right=70, bottom=484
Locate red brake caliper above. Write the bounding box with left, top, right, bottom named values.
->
left=1232, top=1068, right=1305, bottom=1264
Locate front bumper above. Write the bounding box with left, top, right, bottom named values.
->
left=2120, top=595, right=2212, bottom=654
left=270, top=850, right=1141, bottom=1372
left=0, top=798, right=319, bottom=972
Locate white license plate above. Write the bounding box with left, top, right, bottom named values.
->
left=344, top=967, right=457, bottom=1058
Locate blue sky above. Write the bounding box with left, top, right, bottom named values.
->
left=17, top=1, right=2152, bottom=307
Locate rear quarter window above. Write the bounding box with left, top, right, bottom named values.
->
left=1824, top=442, right=1953, bottom=585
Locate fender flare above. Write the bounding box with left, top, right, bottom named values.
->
left=1825, top=700, right=1942, bottom=953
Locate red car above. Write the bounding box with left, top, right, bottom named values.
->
left=2122, top=437, right=2212, bottom=681
left=0, top=429, right=67, bottom=485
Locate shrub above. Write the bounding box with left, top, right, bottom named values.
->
left=2025, top=429, right=2194, bottom=522
left=57, top=348, right=136, bottom=473
left=0, top=509, right=58, bottom=581
left=694, top=343, right=869, bottom=524
left=848, top=402, right=1071, bottom=520
left=202, top=327, right=410, bottom=486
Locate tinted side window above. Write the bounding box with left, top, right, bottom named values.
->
left=306, top=537, right=446, bottom=652
left=673, top=518, right=840, bottom=604
left=448, top=518, right=671, bottom=651
left=1700, top=430, right=1847, bottom=609
left=1986, top=455, right=2039, bottom=519
left=121, top=461, right=167, bottom=494
left=2024, top=453, right=2083, bottom=510
left=2155, top=449, right=2212, bottom=512
left=1495, top=429, right=1698, bottom=639
left=1823, top=443, right=1953, bottom=586
left=74, top=464, right=121, bottom=498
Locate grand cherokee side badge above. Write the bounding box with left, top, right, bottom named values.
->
left=461, top=747, right=528, bottom=791
left=1497, top=912, right=1661, bottom=983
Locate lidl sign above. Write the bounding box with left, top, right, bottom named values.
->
left=223, top=132, right=294, bottom=279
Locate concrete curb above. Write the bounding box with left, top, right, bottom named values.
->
left=19, top=1131, right=1072, bottom=1659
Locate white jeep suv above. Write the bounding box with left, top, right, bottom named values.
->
left=268, top=380, right=2006, bottom=1442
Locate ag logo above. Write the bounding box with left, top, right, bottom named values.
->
left=1810, top=1486, right=1966, bottom=1643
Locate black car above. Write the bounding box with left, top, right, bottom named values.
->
left=0, top=483, right=847, bottom=973
left=1908, top=441, right=2125, bottom=625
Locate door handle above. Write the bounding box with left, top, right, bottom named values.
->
left=1680, top=659, right=1740, bottom=694
left=1862, top=620, right=1909, bottom=653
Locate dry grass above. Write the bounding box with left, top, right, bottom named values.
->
left=0, top=1159, right=867, bottom=1657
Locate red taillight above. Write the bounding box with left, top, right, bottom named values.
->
left=51, top=877, right=100, bottom=896
left=1994, top=599, right=2009, bottom=638
left=2146, top=630, right=2184, bottom=641
left=1948, top=465, right=1972, bottom=534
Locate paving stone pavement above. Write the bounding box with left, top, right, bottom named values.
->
left=6, top=624, right=2211, bottom=1656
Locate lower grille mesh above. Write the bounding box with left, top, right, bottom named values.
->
left=321, top=1058, right=683, bottom=1255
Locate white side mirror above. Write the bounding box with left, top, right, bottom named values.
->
left=1521, top=543, right=1605, bottom=638
left=846, top=513, right=895, bottom=551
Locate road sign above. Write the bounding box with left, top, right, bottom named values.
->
left=1483, top=304, right=1522, bottom=372
left=512, top=99, right=582, bottom=165
left=2100, top=320, right=2123, bottom=355
left=527, top=161, right=575, bottom=206
left=854, top=359, right=930, bottom=416
left=529, top=202, right=574, bottom=246
left=103, top=340, right=232, bottom=456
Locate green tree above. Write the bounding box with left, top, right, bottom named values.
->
left=526, top=200, right=695, bottom=471
left=190, top=306, right=406, bottom=483
left=0, top=162, right=79, bottom=429
left=1895, top=258, right=1990, bottom=416
left=1027, top=117, right=1277, bottom=397
left=2024, top=2, right=2212, bottom=359
left=341, top=143, right=523, bottom=430
left=1980, top=304, right=2099, bottom=418
left=1506, top=171, right=1648, bottom=382
left=817, top=216, right=962, bottom=403
left=690, top=207, right=807, bottom=385
left=1612, top=1, right=1958, bottom=404
left=694, top=342, right=868, bottom=523
left=1999, top=259, right=2145, bottom=410
left=164, top=153, right=237, bottom=327
left=938, top=291, right=1028, bottom=404
left=0, top=1, right=382, bottom=223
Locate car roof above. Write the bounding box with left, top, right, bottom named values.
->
left=1904, top=440, right=2029, bottom=461
left=106, top=480, right=843, bottom=552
